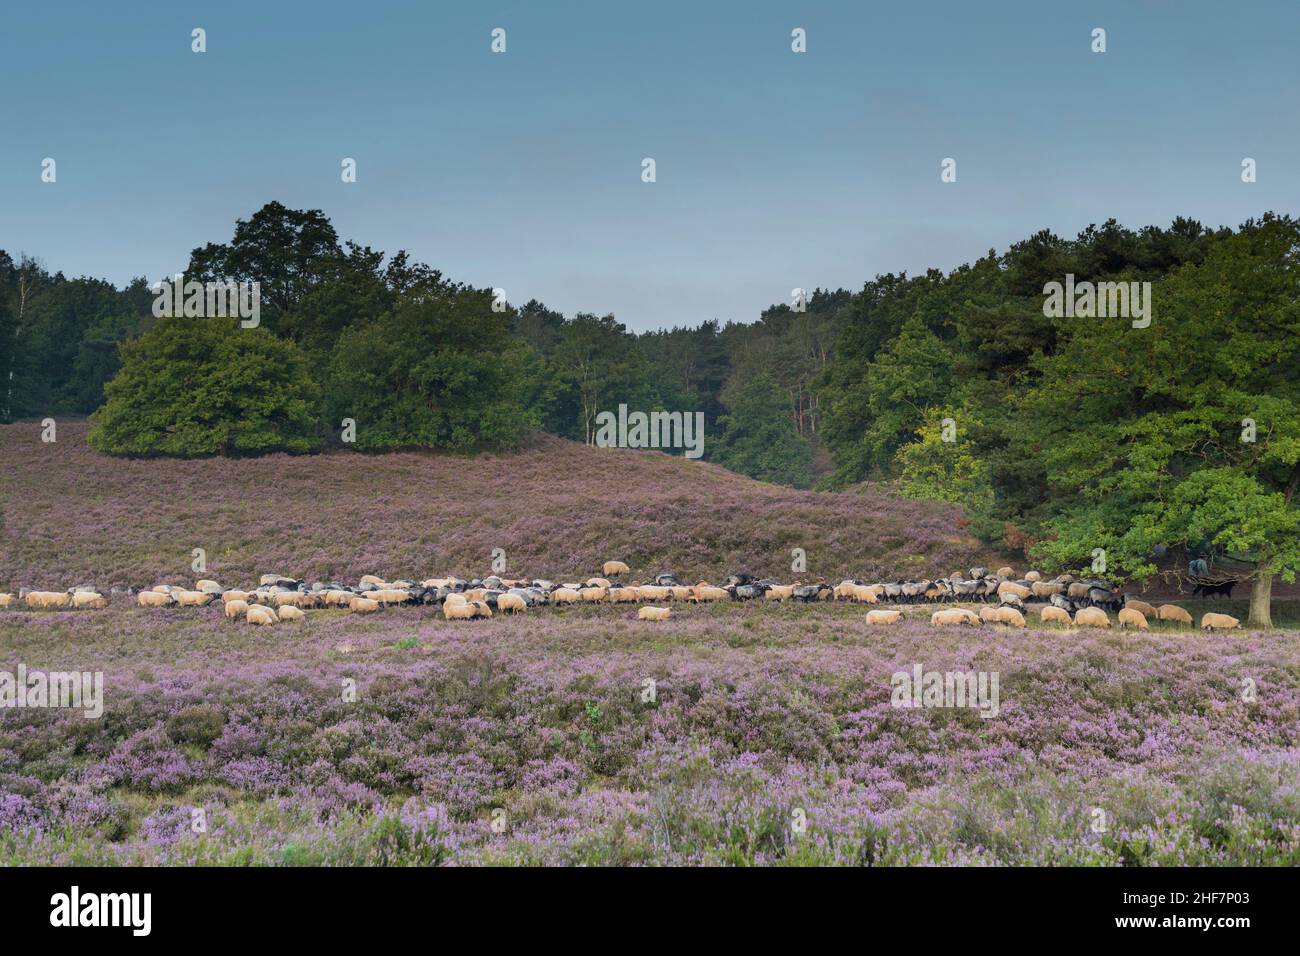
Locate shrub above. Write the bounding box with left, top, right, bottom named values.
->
left=88, top=317, right=322, bottom=456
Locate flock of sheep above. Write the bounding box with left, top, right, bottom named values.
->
left=0, top=561, right=1244, bottom=631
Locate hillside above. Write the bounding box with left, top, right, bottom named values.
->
left=0, top=421, right=1006, bottom=588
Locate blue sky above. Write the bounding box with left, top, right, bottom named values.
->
left=2, top=1, right=1297, bottom=330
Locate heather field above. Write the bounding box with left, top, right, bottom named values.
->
left=2, top=422, right=1299, bottom=866
left=1, top=599, right=1298, bottom=866
left=0, top=422, right=1001, bottom=587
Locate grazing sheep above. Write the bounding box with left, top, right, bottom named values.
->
left=349, top=597, right=380, bottom=614
left=224, top=599, right=249, bottom=620
left=670, top=586, right=694, bottom=601
left=444, top=601, right=478, bottom=621
left=865, top=609, right=902, bottom=625
left=1117, top=608, right=1150, bottom=631
left=324, top=589, right=355, bottom=607
left=602, top=561, right=630, bottom=577
left=1031, top=581, right=1064, bottom=599
left=70, top=591, right=109, bottom=610
left=638, top=606, right=672, bottom=622
left=607, top=587, right=634, bottom=604
left=579, top=586, right=608, bottom=603
left=997, top=581, right=1031, bottom=601
left=550, top=588, right=580, bottom=605
left=931, top=608, right=979, bottom=627
left=470, top=601, right=492, bottom=618
left=24, top=591, right=71, bottom=609
left=833, top=580, right=857, bottom=601
left=585, top=577, right=612, bottom=589
left=0, top=593, right=14, bottom=608
left=1067, top=582, right=1091, bottom=601
left=137, top=590, right=175, bottom=608
left=1200, top=612, right=1242, bottom=632
left=369, top=589, right=411, bottom=606
left=245, top=605, right=277, bottom=626
left=1039, top=606, right=1071, bottom=625
left=690, top=584, right=729, bottom=603
left=195, top=579, right=223, bottom=593
left=851, top=584, right=881, bottom=604
left=443, top=592, right=469, bottom=606
left=1024, top=571, right=1042, bottom=582
left=223, top=590, right=250, bottom=604
left=358, top=574, right=387, bottom=587
left=1156, top=604, right=1194, bottom=625
left=764, top=584, right=795, bottom=602
left=276, top=605, right=305, bottom=622
left=979, top=606, right=1025, bottom=627
left=1073, top=607, right=1111, bottom=628
left=175, top=590, right=217, bottom=608
left=497, top=593, right=527, bottom=614
left=150, top=585, right=174, bottom=594
left=637, top=585, right=670, bottom=602
left=1123, top=599, right=1157, bottom=618
left=996, top=566, right=1015, bottom=578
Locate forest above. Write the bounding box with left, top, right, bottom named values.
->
left=2, top=204, right=1297, bottom=617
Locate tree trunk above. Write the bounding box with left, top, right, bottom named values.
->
left=1248, top=570, right=1272, bottom=629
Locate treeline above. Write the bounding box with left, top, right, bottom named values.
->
left=3, top=205, right=1297, bottom=618
left=0, top=202, right=832, bottom=484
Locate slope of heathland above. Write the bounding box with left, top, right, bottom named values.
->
left=0, top=422, right=1007, bottom=589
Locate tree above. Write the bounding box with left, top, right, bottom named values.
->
left=712, top=371, right=813, bottom=487
left=325, top=284, right=537, bottom=451
left=550, top=314, right=656, bottom=444
left=185, top=202, right=342, bottom=326
left=88, top=317, right=321, bottom=456
left=1026, top=216, right=1300, bottom=626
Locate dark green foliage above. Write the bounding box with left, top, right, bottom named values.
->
left=87, top=317, right=322, bottom=456
left=712, top=372, right=813, bottom=487
left=324, top=284, right=538, bottom=451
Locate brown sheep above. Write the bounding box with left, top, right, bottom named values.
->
left=444, top=601, right=478, bottom=621
left=497, top=593, right=527, bottom=614
left=70, top=591, right=109, bottom=610
left=276, top=605, right=305, bottom=623
left=175, top=590, right=217, bottom=608
left=1200, top=612, right=1241, bottom=632
left=1156, top=604, right=1193, bottom=625
left=25, top=591, right=71, bottom=609
left=1024, top=571, right=1042, bottom=582
left=224, top=599, right=249, bottom=620
left=1117, top=608, right=1150, bottom=631
left=1039, top=606, right=1071, bottom=625
left=1031, top=581, right=1064, bottom=599
left=1123, top=599, right=1157, bottom=618
left=1073, top=607, right=1111, bottom=628
left=979, top=606, right=1025, bottom=627
left=864, top=609, right=902, bottom=625
left=1067, top=582, right=1091, bottom=601
left=996, top=566, right=1015, bottom=578
left=997, top=581, right=1032, bottom=601
left=349, top=597, right=380, bottom=614
left=851, top=584, right=881, bottom=604
left=931, top=608, right=979, bottom=627
left=638, top=606, right=671, bottom=621
left=602, top=561, right=630, bottom=577
left=245, top=605, right=277, bottom=626
left=689, top=584, right=729, bottom=603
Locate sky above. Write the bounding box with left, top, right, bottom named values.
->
left=2, top=0, right=1298, bottom=331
